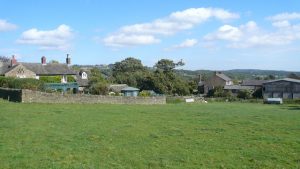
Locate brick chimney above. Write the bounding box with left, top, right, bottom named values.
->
left=66, top=54, right=71, bottom=66
left=10, top=55, right=17, bottom=67
left=41, top=56, right=46, bottom=65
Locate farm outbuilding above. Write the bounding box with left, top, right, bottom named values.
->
left=121, top=87, right=140, bottom=97
left=262, top=78, right=300, bottom=99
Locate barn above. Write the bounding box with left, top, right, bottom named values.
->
left=262, top=78, right=300, bottom=99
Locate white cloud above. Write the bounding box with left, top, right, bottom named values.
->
left=204, top=19, right=300, bottom=48
left=103, top=8, right=239, bottom=47
left=267, top=12, right=300, bottom=21
left=167, top=39, right=198, bottom=50
left=205, top=25, right=243, bottom=41
left=17, top=24, right=73, bottom=50
left=103, top=34, right=160, bottom=47
left=0, top=19, right=17, bottom=32
left=272, top=20, right=291, bottom=28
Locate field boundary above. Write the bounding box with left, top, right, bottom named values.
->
left=0, top=87, right=166, bottom=104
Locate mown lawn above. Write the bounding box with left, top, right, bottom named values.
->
left=0, top=100, right=299, bottom=169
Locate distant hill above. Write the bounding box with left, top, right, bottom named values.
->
left=73, top=64, right=300, bottom=81
left=175, top=69, right=300, bottom=81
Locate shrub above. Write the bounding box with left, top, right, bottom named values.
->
left=0, top=77, right=44, bottom=91
left=139, top=91, right=151, bottom=97
left=89, top=82, right=109, bottom=95
left=237, top=90, right=252, bottom=99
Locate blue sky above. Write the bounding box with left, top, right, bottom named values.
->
left=0, top=0, right=300, bottom=71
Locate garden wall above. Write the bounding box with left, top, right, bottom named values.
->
left=21, top=89, right=166, bottom=104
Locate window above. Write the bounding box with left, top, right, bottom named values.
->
left=81, top=72, right=87, bottom=79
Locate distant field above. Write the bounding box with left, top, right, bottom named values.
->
left=0, top=100, right=299, bottom=168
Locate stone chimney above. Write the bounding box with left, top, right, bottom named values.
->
left=10, top=55, right=17, bottom=67
left=66, top=54, right=71, bottom=66
left=41, top=56, right=46, bottom=65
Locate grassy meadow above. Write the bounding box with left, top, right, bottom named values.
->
left=0, top=100, right=299, bottom=168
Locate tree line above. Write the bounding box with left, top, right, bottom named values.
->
left=88, top=57, right=197, bottom=96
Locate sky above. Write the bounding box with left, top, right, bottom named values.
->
left=0, top=0, right=300, bottom=71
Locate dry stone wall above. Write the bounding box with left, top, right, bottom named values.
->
left=21, top=89, right=166, bottom=104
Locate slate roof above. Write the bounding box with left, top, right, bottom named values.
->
left=263, top=78, right=300, bottom=84
left=121, top=87, right=140, bottom=91
left=1, top=61, right=76, bottom=76
left=241, top=80, right=268, bottom=86
left=76, top=75, right=89, bottom=87
left=0, top=61, right=11, bottom=75
left=216, top=73, right=232, bottom=81
left=21, top=63, right=76, bottom=75
left=75, top=70, right=90, bottom=87
left=109, top=84, right=128, bottom=93
left=224, top=85, right=255, bottom=90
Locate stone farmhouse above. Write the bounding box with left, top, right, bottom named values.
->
left=0, top=55, right=89, bottom=92
left=199, top=71, right=233, bottom=94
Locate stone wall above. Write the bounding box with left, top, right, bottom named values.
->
left=21, top=89, right=166, bottom=104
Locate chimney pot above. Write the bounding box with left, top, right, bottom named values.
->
left=10, top=55, right=17, bottom=67
left=66, top=54, right=71, bottom=65
left=41, top=56, right=46, bottom=65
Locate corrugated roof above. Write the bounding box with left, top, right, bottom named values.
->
left=224, top=85, right=255, bottom=90
left=241, top=80, right=268, bottom=86
left=263, top=78, right=300, bottom=84
left=121, top=87, right=140, bottom=91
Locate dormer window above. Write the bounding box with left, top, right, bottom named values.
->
left=81, top=72, right=87, bottom=79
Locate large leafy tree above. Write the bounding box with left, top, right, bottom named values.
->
left=112, top=57, right=149, bottom=88
left=88, top=68, right=108, bottom=95
left=152, top=59, right=190, bottom=95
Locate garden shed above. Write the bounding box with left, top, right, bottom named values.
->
left=121, top=87, right=140, bottom=97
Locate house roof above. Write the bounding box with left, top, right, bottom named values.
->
left=0, top=61, right=11, bottom=75
left=109, top=84, right=128, bottom=93
left=76, top=75, right=89, bottom=87
left=121, top=87, right=140, bottom=91
left=21, top=63, right=76, bottom=75
left=224, top=85, right=255, bottom=90
left=216, top=73, right=232, bottom=81
left=241, top=80, right=268, bottom=86
left=1, top=61, right=76, bottom=76
left=263, top=78, right=300, bottom=84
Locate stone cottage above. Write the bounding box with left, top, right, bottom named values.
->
left=199, top=71, right=233, bottom=94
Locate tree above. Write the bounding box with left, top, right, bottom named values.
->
left=89, top=68, right=106, bottom=85
left=155, top=59, right=184, bottom=73
left=151, top=59, right=190, bottom=95
left=88, top=68, right=108, bottom=95
left=111, top=57, right=147, bottom=88
left=112, top=57, right=145, bottom=75
left=264, top=74, right=275, bottom=80
left=287, top=73, right=300, bottom=80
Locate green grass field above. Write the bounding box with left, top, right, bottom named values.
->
left=0, top=100, right=299, bottom=169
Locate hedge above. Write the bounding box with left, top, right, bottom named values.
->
left=0, top=76, right=45, bottom=91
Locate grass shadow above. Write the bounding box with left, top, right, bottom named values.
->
left=281, top=105, right=300, bottom=111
